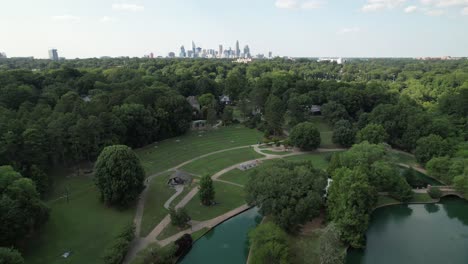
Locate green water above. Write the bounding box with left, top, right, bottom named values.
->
left=179, top=208, right=262, bottom=264
left=347, top=197, right=468, bottom=264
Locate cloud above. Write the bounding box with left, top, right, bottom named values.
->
left=462, top=6, right=468, bottom=14
left=51, top=15, right=80, bottom=22
left=404, top=5, right=418, bottom=12
left=100, top=16, right=115, bottom=23
left=361, top=0, right=407, bottom=12
left=432, top=0, right=468, bottom=7
left=425, top=9, right=446, bottom=15
left=112, top=3, right=144, bottom=12
left=337, top=27, right=361, bottom=34
left=275, top=0, right=324, bottom=9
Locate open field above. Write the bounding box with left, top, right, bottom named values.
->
left=260, top=150, right=292, bottom=155
left=137, top=127, right=263, bottom=175
left=309, top=116, right=337, bottom=148
left=184, top=182, right=246, bottom=221
left=181, top=147, right=263, bottom=176
left=283, top=152, right=340, bottom=169
left=218, top=169, right=252, bottom=186
left=140, top=173, right=177, bottom=236
left=23, top=176, right=134, bottom=264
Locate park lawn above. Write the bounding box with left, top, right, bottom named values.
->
left=288, top=230, right=324, bottom=264
left=283, top=152, right=341, bottom=170
left=137, top=126, right=263, bottom=176
left=308, top=116, right=337, bottom=148
left=130, top=242, right=175, bottom=264
left=410, top=193, right=433, bottom=203
left=219, top=169, right=251, bottom=186
left=388, top=150, right=418, bottom=166
left=260, top=150, right=292, bottom=155
left=181, top=147, right=263, bottom=176
left=140, top=173, right=179, bottom=236
left=191, top=227, right=209, bottom=241
left=376, top=195, right=400, bottom=207
left=184, top=182, right=246, bottom=221
left=23, top=183, right=134, bottom=264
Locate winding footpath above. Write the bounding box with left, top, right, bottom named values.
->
left=124, top=145, right=345, bottom=264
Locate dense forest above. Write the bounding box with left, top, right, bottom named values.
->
left=0, top=57, right=467, bottom=255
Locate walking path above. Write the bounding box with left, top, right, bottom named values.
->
left=163, top=185, right=184, bottom=209
left=124, top=144, right=346, bottom=263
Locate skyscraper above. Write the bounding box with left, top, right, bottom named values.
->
left=268, top=51, right=273, bottom=59
left=48, top=49, right=59, bottom=61
left=243, top=45, right=251, bottom=58
left=180, top=45, right=186, bottom=58
left=192, top=41, right=196, bottom=55
left=218, top=45, right=223, bottom=58
left=0, top=52, right=6, bottom=59
left=235, top=41, right=240, bottom=58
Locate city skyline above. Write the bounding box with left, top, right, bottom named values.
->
left=1, top=0, right=468, bottom=58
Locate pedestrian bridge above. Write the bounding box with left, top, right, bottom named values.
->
left=430, top=186, right=464, bottom=199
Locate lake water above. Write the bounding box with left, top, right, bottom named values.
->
left=179, top=207, right=262, bottom=264
left=346, top=197, right=468, bottom=264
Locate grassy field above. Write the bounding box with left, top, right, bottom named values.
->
left=140, top=173, right=178, bottom=236
left=388, top=150, right=417, bottom=166
left=283, top=152, right=340, bottom=169
left=218, top=169, right=251, bottom=186
left=376, top=195, right=400, bottom=207
left=181, top=147, right=263, bottom=176
left=184, top=182, right=246, bottom=221
left=309, top=116, right=337, bottom=148
left=137, top=127, right=263, bottom=176
left=23, top=175, right=134, bottom=264
left=260, top=150, right=292, bottom=155
left=411, top=193, right=433, bottom=203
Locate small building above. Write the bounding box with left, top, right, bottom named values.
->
left=167, top=170, right=192, bottom=186
left=310, top=105, right=321, bottom=115
left=219, top=95, right=231, bottom=105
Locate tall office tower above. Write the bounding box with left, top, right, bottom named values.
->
left=243, top=45, right=251, bottom=58
left=187, top=50, right=194, bottom=58
left=196, top=47, right=202, bottom=56
left=48, top=49, right=59, bottom=61
left=180, top=45, right=186, bottom=58
left=150, top=52, right=154, bottom=59
left=235, top=41, right=240, bottom=58
left=168, top=52, right=176, bottom=58
left=192, top=41, right=196, bottom=54
left=218, top=45, right=223, bottom=58
left=268, top=51, right=273, bottom=59
left=0, top=52, right=6, bottom=58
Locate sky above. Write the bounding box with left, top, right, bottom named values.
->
left=1, top=0, right=468, bottom=58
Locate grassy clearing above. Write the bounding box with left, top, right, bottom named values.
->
left=411, top=193, right=433, bottom=203
left=219, top=169, right=251, bottom=186
left=137, top=127, right=263, bottom=176
left=181, top=147, right=263, bottom=176
left=309, top=116, right=337, bottom=148
left=388, top=150, right=417, bottom=166
left=289, top=230, right=324, bottom=264
left=283, top=152, right=339, bottom=170
left=23, top=177, right=134, bottom=264
left=157, top=224, right=186, bottom=240
left=140, top=173, right=177, bottom=236
left=191, top=227, right=209, bottom=241
left=376, top=195, right=400, bottom=207
left=184, top=182, right=246, bottom=221
left=260, top=150, right=292, bottom=155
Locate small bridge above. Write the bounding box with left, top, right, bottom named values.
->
left=430, top=186, right=464, bottom=199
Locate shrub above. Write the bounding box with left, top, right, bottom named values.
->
left=102, top=224, right=135, bottom=264
left=170, top=208, right=191, bottom=228
left=174, top=234, right=193, bottom=257
left=249, top=223, right=289, bottom=264
left=289, top=122, right=321, bottom=151
left=0, top=247, right=24, bottom=264
left=428, top=187, right=442, bottom=199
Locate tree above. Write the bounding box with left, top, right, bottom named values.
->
left=264, top=95, right=285, bottom=136
left=221, top=106, right=234, bottom=125
left=94, top=145, right=145, bottom=207
left=426, top=156, right=453, bottom=184
left=327, top=167, right=377, bottom=248
left=428, top=187, right=442, bottom=199
left=403, top=167, right=424, bottom=188
left=390, top=176, right=413, bottom=202
left=414, top=134, right=452, bottom=165
left=199, top=174, right=215, bottom=206
left=169, top=208, right=191, bottom=228
left=246, top=161, right=327, bottom=232
left=319, top=223, right=346, bottom=264
left=248, top=222, right=290, bottom=264
left=112, top=104, right=157, bottom=148
left=321, top=101, right=349, bottom=125
left=0, top=247, right=24, bottom=264
left=174, top=234, right=193, bottom=258
left=206, top=106, right=217, bottom=126
left=332, top=119, right=355, bottom=147
left=289, top=122, right=321, bottom=151
left=198, top=93, right=215, bottom=108
left=0, top=166, right=49, bottom=247
left=356, top=124, right=388, bottom=144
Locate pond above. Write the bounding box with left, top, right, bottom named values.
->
left=179, top=207, right=262, bottom=264
left=346, top=197, right=468, bottom=264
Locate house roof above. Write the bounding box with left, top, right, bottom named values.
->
left=170, top=170, right=191, bottom=181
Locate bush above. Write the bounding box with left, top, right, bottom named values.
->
left=249, top=223, right=289, bottom=264
left=174, top=234, right=193, bottom=257
left=199, top=174, right=215, bottom=206
left=0, top=247, right=24, bottom=264
left=428, top=187, right=442, bottom=199
left=170, top=208, right=191, bottom=228
left=102, top=224, right=135, bottom=264
left=319, top=223, right=345, bottom=264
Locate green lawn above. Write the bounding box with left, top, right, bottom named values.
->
left=411, top=193, right=433, bottom=203
left=376, top=195, right=400, bottom=207
left=140, top=173, right=179, bottom=236
left=218, top=169, right=251, bottom=186
left=289, top=230, right=324, bottom=264
left=308, top=116, right=337, bottom=148
left=137, top=126, right=263, bottom=176
left=388, top=150, right=418, bottom=166
left=260, top=150, right=292, bottom=155
left=184, top=182, right=246, bottom=221
left=283, top=152, right=340, bottom=170
left=181, top=147, right=263, bottom=176
left=23, top=177, right=134, bottom=264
